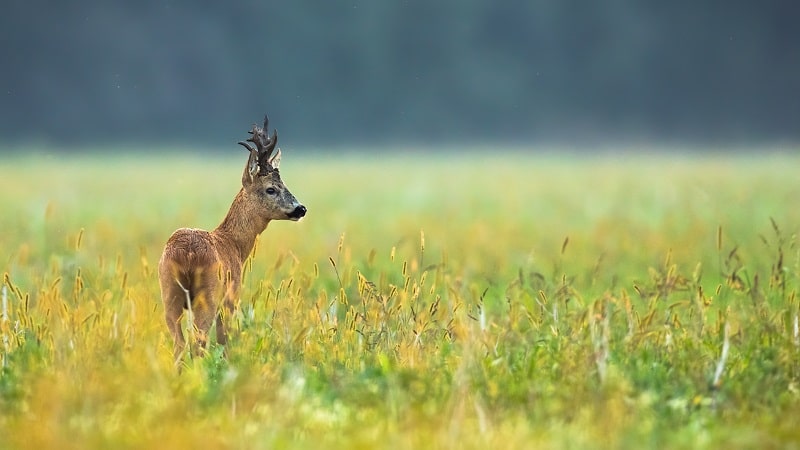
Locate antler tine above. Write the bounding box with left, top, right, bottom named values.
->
left=240, top=114, right=280, bottom=173
left=238, top=141, right=257, bottom=153
left=267, top=129, right=278, bottom=151
left=246, top=124, right=268, bottom=147
left=258, top=130, right=278, bottom=168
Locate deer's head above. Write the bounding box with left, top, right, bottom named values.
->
left=238, top=116, right=307, bottom=221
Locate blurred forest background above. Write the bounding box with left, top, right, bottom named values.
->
left=1, top=1, right=798, bottom=150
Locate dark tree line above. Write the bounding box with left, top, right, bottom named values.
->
left=1, top=1, right=798, bottom=149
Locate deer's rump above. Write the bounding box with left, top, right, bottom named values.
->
left=158, top=228, right=224, bottom=310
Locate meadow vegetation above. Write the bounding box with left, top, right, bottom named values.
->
left=1, top=149, right=799, bottom=449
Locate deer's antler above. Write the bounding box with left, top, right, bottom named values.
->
left=238, top=114, right=279, bottom=173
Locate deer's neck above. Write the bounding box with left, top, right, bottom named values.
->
left=213, top=189, right=269, bottom=264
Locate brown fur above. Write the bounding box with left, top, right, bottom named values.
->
left=158, top=119, right=305, bottom=363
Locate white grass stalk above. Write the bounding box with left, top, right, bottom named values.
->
left=600, top=311, right=610, bottom=379
left=111, top=312, right=118, bottom=340
left=712, top=322, right=731, bottom=388
left=552, top=303, right=558, bottom=325
left=2, top=285, right=6, bottom=367
left=328, top=301, right=338, bottom=325
left=247, top=303, right=255, bottom=322
left=793, top=313, right=798, bottom=347
left=176, top=280, right=195, bottom=353
left=591, top=302, right=610, bottom=383
left=473, top=397, right=489, bottom=436
left=3, top=285, right=6, bottom=322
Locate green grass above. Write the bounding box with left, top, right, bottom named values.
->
left=1, top=149, right=799, bottom=449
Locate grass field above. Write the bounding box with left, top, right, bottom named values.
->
left=1, top=149, right=799, bottom=449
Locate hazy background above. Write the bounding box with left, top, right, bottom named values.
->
left=2, top=1, right=798, bottom=151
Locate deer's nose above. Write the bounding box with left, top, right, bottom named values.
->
left=288, top=205, right=307, bottom=220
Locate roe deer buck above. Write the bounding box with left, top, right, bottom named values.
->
left=158, top=115, right=306, bottom=363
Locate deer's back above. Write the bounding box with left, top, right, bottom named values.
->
left=161, top=227, right=216, bottom=263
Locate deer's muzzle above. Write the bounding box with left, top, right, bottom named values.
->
left=288, top=205, right=307, bottom=220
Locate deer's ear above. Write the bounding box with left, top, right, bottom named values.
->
left=268, top=147, right=281, bottom=170
left=242, top=150, right=259, bottom=186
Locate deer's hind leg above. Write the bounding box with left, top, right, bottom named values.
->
left=188, top=267, right=225, bottom=356
left=159, top=277, right=188, bottom=365
left=215, top=286, right=238, bottom=351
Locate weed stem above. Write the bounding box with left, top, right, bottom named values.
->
left=712, top=322, right=731, bottom=389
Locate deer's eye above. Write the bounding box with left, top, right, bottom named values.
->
left=265, top=187, right=277, bottom=195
